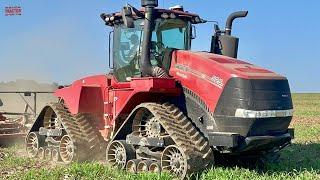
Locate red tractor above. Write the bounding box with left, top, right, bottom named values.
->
left=26, top=0, right=294, bottom=178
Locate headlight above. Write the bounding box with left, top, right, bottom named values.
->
left=235, top=109, right=293, bottom=118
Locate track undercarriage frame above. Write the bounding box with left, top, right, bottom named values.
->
left=26, top=101, right=214, bottom=178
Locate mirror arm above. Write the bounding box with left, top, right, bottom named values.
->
left=122, top=6, right=135, bottom=28
left=127, top=3, right=145, bottom=18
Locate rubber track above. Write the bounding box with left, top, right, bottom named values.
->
left=138, top=103, right=213, bottom=173
left=50, top=103, right=104, bottom=162
left=73, top=113, right=105, bottom=160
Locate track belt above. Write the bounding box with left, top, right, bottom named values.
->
left=137, top=103, right=214, bottom=173
left=50, top=103, right=104, bottom=161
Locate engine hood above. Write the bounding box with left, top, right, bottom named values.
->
left=171, top=51, right=286, bottom=80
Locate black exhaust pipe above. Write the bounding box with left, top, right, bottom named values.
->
left=211, top=11, right=248, bottom=59
left=225, top=11, right=248, bottom=35
left=140, top=0, right=158, bottom=76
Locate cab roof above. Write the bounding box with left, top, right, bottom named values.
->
left=102, top=8, right=204, bottom=27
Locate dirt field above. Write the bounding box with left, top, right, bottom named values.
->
left=0, top=93, right=319, bottom=179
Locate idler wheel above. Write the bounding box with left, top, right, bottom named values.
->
left=161, top=145, right=188, bottom=178
left=26, top=132, right=43, bottom=158
left=59, top=135, right=75, bottom=163
left=106, top=140, right=135, bottom=169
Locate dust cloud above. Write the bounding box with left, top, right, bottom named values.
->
left=0, top=79, right=58, bottom=116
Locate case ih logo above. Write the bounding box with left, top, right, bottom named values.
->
left=5, top=6, right=22, bottom=16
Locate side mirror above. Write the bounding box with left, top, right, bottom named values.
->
left=191, top=25, right=197, bottom=39
left=0, top=99, right=3, bottom=107
left=214, top=24, right=220, bottom=33
left=214, top=24, right=223, bottom=36
left=122, top=6, right=135, bottom=28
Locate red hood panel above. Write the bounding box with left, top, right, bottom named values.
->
left=177, top=51, right=285, bottom=80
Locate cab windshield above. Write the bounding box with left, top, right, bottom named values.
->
left=113, top=18, right=190, bottom=82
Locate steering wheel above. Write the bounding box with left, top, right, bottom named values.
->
left=115, top=55, right=138, bottom=81
left=151, top=41, right=165, bottom=58
left=119, top=49, right=129, bottom=66
left=155, top=42, right=165, bottom=54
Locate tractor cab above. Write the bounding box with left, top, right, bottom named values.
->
left=101, top=3, right=204, bottom=82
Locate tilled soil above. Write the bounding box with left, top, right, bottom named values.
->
left=291, top=116, right=320, bottom=126
left=0, top=145, right=54, bottom=179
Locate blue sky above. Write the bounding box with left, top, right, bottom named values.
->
left=0, top=0, right=319, bottom=92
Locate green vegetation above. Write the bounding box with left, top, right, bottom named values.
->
left=1, top=93, right=319, bottom=179
left=9, top=163, right=172, bottom=180
left=292, top=93, right=320, bottom=117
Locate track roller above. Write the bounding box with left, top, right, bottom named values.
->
left=149, top=161, right=161, bottom=173
left=26, top=132, right=44, bottom=158
left=137, top=160, right=153, bottom=173
left=126, top=159, right=142, bottom=173
left=45, top=148, right=52, bottom=160
left=38, top=147, right=45, bottom=159
left=106, top=140, right=135, bottom=169
left=161, top=145, right=188, bottom=178
left=52, top=149, right=60, bottom=162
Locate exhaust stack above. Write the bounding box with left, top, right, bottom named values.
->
left=140, top=0, right=158, bottom=76
left=211, top=11, right=248, bottom=59
left=225, top=11, right=248, bottom=36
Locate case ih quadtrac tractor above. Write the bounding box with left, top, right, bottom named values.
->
left=26, top=0, right=294, bottom=178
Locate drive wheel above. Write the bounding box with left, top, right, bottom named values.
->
left=26, top=132, right=42, bottom=158
left=106, top=140, right=135, bottom=169
left=161, top=145, right=188, bottom=178
left=43, top=107, right=62, bottom=129
left=59, top=135, right=75, bottom=163
left=132, top=108, right=167, bottom=138
left=145, top=117, right=162, bottom=138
